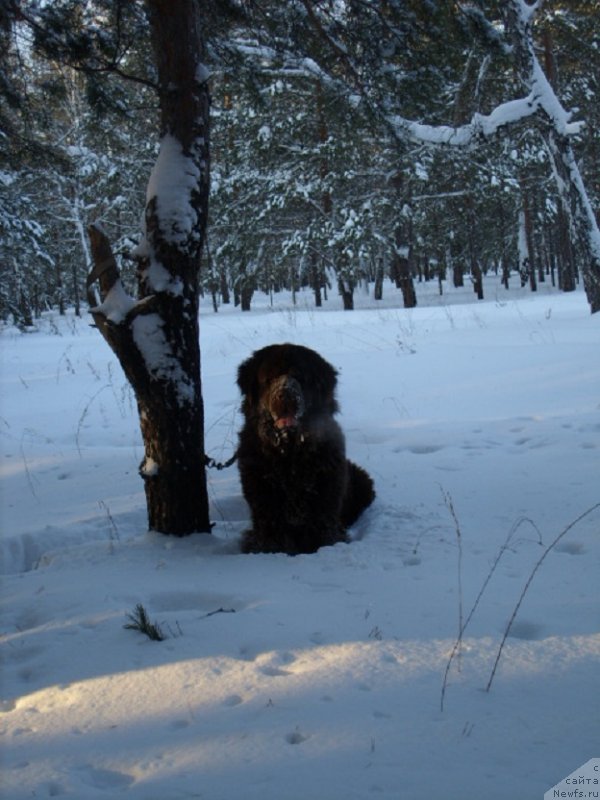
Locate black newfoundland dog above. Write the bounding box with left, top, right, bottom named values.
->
left=236, top=343, right=375, bottom=554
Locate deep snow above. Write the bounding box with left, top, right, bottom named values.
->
left=1, top=277, right=599, bottom=800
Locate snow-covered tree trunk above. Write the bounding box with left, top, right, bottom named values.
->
left=543, top=129, right=600, bottom=310
left=518, top=178, right=537, bottom=293
left=506, top=0, right=600, bottom=313
left=87, top=0, right=211, bottom=535
left=373, top=257, right=384, bottom=301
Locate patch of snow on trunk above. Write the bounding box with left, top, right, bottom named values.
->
left=146, top=134, right=201, bottom=248
left=131, top=313, right=195, bottom=404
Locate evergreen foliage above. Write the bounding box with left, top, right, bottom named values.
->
left=124, top=603, right=166, bottom=641
left=0, top=0, right=598, bottom=320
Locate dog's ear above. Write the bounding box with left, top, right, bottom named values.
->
left=237, top=353, right=259, bottom=401
left=319, top=361, right=339, bottom=414
left=302, top=349, right=339, bottom=413
left=316, top=358, right=337, bottom=396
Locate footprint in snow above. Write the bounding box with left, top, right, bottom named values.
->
left=44, top=781, right=66, bottom=797
left=222, top=694, right=243, bottom=707
left=373, top=710, right=392, bottom=719
left=409, top=444, right=444, bottom=455
left=169, top=719, right=190, bottom=730
left=257, top=650, right=296, bottom=676
left=77, top=765, right=134, bottom=790
left=260, top=666, right=292, bottom=677
left=286, top=728, right=310, bottom=745
left=4, top=644, right=44, bottom=665
left=506, top=620, right=545, bottom=641
left=555, top=541, right=585, bottom=555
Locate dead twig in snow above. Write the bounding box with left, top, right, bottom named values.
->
left=440, top=515, right=543, bottom=712
left=486, top=502, right=600, bottom=693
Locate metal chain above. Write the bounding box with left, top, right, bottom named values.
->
left=204, top=450, right=238, bottom=471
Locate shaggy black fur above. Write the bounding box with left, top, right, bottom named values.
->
left=236, top=343, right=375, bottom=555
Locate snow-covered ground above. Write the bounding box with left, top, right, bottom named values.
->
left=1, top=277, right=599, bottom=800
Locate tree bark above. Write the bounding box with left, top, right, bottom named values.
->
left=309, top=251, right=323, bottom=307
left=452, top=262, right=464, bottom=289
left=505, top=0, right=600, bottom=313
left=338, top=279, right=354, bottom=310
left=391, top=201, right=417, bottom=308
left=556, top=206, right=576, bottom=292
left=87, top=0, right=211, bottom=535
left=393, top=254, right=417, bottom=308
left=520, top=179, right=537, bottom=293
left=544, top=129, right=600, bottom=310
left=240, top=281, right=254, bottom=311
left=373, top=257, right=384, bottom=300
left=471, top=262, right=484, bottom=300
left=466, top=198, right=484, bottom=300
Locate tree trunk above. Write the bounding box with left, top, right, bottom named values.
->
left=520, top=183, right=537, bottom=293
left=453, top=262, right=464, bottom=288
left=545, top=219, right=556, bottom=287
left=471, top=262, right=484, bottom=300
left=373, top=257, right=384, bottom=300
left=422, top=256, right=430, bottom=283
left=394, top=255, right=417, bottom=308
left=309, top=252, right=323, bottom=307
left=556, top=207, right=576, bottom=292
left=391, top=214, right=417, bottom=308
left=220, top=270, right=230, bottom=304
left=501, top=256, right=510, bottom=289
left=467, top=201, right=484, bottom=300
left=544, top=129, right=600, bottom=309
left=54, top=252, right=65, bottom=316
left=240, top=288, right=253, bottom=311
left=339, top=280, right=354, bottom=310
left=87, top=0, right=211, bottom=536
left=506, top=0, right=600, bottom=312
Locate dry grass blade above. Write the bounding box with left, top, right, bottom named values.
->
left=486, top=502, right=600, bottom=693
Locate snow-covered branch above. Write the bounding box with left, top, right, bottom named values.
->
left=390, top=93, right=541, bottom=147
left=507, top=0, right=600, bottom=311
left=515, top=0, right=544, bottom=25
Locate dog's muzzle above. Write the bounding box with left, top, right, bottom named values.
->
left=267, top=376, right=305, bottom=435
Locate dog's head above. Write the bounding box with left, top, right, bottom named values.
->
left=237, top=344, right=339, bottom=443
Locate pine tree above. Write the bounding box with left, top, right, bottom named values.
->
left=3, top=0, right=213, bottom=535
left=86, top=0, right=212, bottom=535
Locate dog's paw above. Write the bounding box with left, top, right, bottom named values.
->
left=240, top=528, right=276, bottom=554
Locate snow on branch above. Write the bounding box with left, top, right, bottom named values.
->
left=226, top=39, right=355, bottom=104
left=87, top=223, right=136, bottom=324
left=508, top=0, right=600, bottom=311
left=393, top=84, right=583, bottom=148
left=386, top=0, right=582, bottom=149
left=515, top=0, right=544, bottom=25
left=228, top=1, right=582, bottom=153
left=391, top=93, right=541, bottom=147
left=509, top=0, right=584, bottom=137
left=94, top=281, right=137, bottom=325
left=530, top=60, right=584, bottom=136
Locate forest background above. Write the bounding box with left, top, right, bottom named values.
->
left=1, top=0, right=599, bottom=327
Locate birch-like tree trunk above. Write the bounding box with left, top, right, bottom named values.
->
left=386, top=1, right=600, bottom=311
left=87, top=0, right=211, bottom=535
left=505, top=0, right=600, bottom=313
